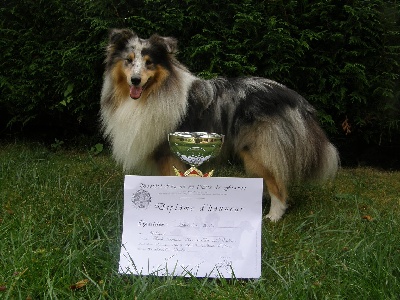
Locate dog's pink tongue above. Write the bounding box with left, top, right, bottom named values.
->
left=130, top=86, right=143, bottom=99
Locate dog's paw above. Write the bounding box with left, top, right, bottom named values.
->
left=265, top=212, right=283, bottom=222
left=265, top=195, right=286, bottom=222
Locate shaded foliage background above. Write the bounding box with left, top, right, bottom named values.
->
left=1, top=0, right=399, bottom=165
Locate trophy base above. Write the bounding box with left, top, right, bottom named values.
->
left=173, top=166, right=214, bottom=177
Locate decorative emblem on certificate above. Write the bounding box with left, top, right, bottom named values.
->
left=131, top=189, right=152, bottom=209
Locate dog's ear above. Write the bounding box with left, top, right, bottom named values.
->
left=108, top=28, right=136, bottom=46
left=161, top=36, right=178, bottom=54
left=149, top=34, right=178, bottom=54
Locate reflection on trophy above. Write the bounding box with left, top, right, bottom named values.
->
left=168, top=132, right=224, bottom=177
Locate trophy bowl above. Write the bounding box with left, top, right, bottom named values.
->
left=168, top=132, right=224, bottom=177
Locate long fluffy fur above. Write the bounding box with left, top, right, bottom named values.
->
left=100, top=29, right=340, bottom=221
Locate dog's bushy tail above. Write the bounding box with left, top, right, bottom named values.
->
left=314, top=142, right=340, bottom=182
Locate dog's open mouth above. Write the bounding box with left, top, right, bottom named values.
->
left=129, top=80, right=150, bottom=100
left=130, top=86, right=143, bottom=99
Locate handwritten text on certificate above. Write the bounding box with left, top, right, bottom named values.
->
left=119, top=175, right=263, bottom=278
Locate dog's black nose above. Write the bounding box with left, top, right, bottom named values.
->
left=131, top=76, right=141, bottom=86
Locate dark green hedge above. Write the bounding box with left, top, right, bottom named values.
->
left=1, top=0, right=399, bottom=145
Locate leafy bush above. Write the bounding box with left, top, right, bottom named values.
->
left=0, top=0, right=107, bottom=138
left=0, top=0, right=399, bottom=146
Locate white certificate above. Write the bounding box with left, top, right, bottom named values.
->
left=119, top=175, right=263, bottom=278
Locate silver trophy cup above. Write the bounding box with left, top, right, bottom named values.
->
left=168, top=132, right=224, bottom=177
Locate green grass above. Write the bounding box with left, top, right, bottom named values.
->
left=1, top=142, right=399, bottom=299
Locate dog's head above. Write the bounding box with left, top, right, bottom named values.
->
left=105, top=29, right=178, bottom=100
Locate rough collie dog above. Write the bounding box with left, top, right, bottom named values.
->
left=100, top=28, right=340, bottom=221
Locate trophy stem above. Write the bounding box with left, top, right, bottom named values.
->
left=172, top=166, right=214, bottom=177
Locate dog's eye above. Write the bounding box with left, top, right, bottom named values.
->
left=126, top=58, right=133, bottom=64
left=145, top=60, right=153, bottom=67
